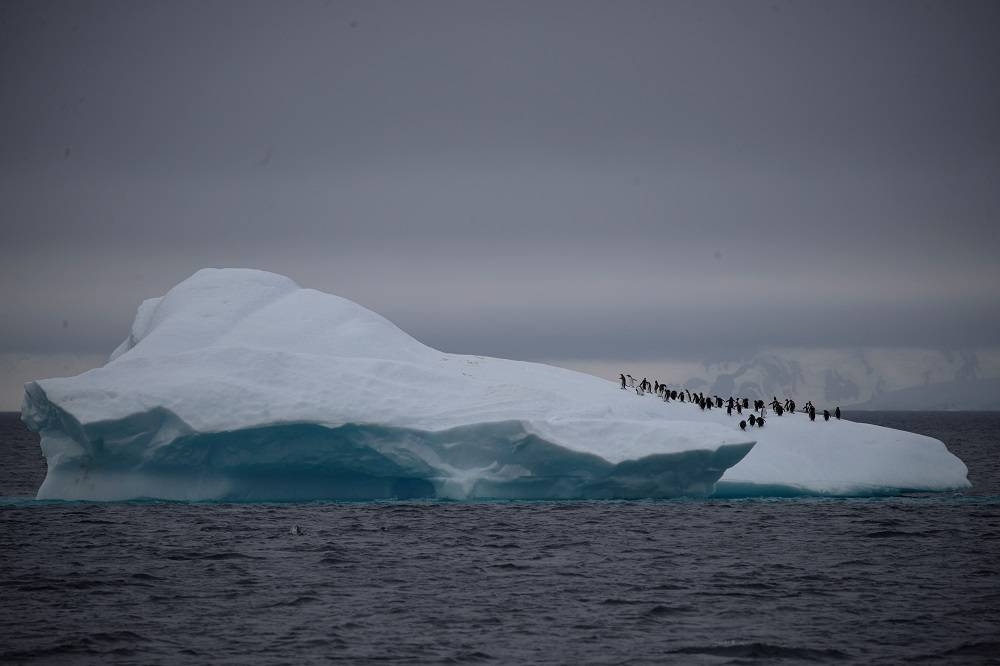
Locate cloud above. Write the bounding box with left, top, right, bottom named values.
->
left=1, top=0, right=999, bottom=406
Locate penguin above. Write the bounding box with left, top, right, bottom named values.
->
left=716, top=397, right=723, bottom=408
left=620, top=373, right=626, bottom=389
left=727, top=405, right=732, bottom=416
left=739, top=420, right=747, bottom=431
left=809, top=407, right=816, bottom=422
left=743, top=398, right=749, bottom=409
left=736, top=403, right=742, bottom=415
left=835, top=406, right=841, bottom=420
left=823, top=409, right=830, bottom=422
left=626, top=374, right=636, bottom=387
left=748, top=414, right=756, bottom=427
left=757, top=415, right=765, bottom=428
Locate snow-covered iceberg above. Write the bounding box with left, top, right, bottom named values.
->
left=21, top=269, right=755, bottom=501
left=716, top=414, right=969, bottom=496
left=20, top=268, right=969, bottom=501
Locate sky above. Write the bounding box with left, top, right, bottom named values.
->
left=1, top=0, right=999, bottom=409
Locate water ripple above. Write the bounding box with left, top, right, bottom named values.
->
left=2, top=412, right=1000, bottom=664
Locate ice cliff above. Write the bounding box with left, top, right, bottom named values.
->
left=21, top=268, right=969, bottom=501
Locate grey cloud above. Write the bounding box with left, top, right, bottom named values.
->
left=1, top=0, right=999, bottom=370
left=393, top=300, right=1000, bottom=362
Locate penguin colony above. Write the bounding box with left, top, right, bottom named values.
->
left=618, top=374, right=841, bottom=431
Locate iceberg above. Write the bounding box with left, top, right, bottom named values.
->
left=717, top=416, right=970, bottom=496
left=20, top=268, right=969, bottom=501
left=21, top=269, right=755, bottom=501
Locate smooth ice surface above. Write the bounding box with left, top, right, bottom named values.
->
left=20, top=268, right=969, bottom=500
left=21, top=269, right=754, bottom=501
left=708, top=408, right=969, bottom=496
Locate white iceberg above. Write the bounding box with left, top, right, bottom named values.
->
left=20, top=268, right=969, bottom=501
left=717, top=414, right=969, bottom=496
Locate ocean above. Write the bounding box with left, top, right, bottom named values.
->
left=1, top=411, right=998, bottom=664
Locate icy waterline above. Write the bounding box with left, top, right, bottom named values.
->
left=21, top=268, right=970, bottom=500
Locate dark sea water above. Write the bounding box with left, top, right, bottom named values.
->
left=2, top=411, right=999, bottom=665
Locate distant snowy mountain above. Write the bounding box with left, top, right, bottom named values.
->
left=679, top=348, right=1000, bottom=410
left=849, top=377, right=1000, bottom=411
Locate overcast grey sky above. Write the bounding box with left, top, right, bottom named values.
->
left=1, top=0, right=999, bottom=404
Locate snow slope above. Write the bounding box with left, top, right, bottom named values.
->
left=20, top=268, right=969, bottom=500
left=657, top=397, right=970, bottom=495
